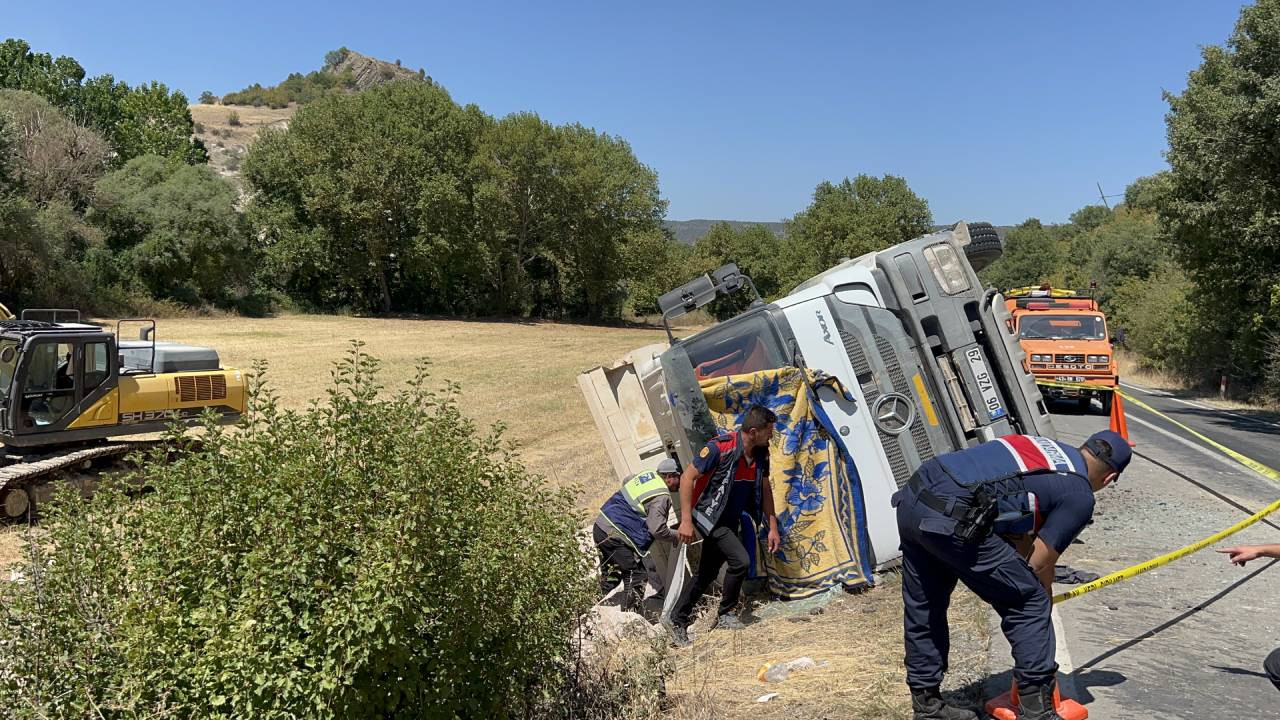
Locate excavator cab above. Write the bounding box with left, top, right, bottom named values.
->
left=1, top=316, right=124, bottom=445
left=0, top=314, right=245, bottom=449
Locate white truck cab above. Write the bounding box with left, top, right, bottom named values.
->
left=579, top=223, right=1054, bottom=567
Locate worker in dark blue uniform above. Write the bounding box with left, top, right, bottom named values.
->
left=893, top=430, right=1131, bottom=720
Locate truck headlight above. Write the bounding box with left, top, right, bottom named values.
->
left=1087, top=355, right=1099, bottom=363
left=1098, top=354, right=1109, bottom=364
left=1031, top=354, right=1049, bottom=362
left=923, top=243, right=971, bottom=295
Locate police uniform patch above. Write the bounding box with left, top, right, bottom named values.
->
left=699, top=446, right=710, bottom=458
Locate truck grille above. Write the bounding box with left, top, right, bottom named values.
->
left=840, top=331, right=934, bottom=489
left=873, top=335, right=936, bottom=467
left=1054, top=354, right=1084, bottom=364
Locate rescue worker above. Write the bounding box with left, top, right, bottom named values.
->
left=1216, top=543, right=1280, bottom=692
left=670, top=405, right=781, bottom=647
left=593, top=458, right=682, bottom=613
left=893, top=430, right=1130, bottom=720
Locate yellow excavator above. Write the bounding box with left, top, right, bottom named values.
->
left=0, top=309, right=245, bottom=517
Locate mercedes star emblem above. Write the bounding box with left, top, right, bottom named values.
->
left=873, top=393, right=915, bottom=435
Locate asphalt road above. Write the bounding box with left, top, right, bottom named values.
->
left=1029, top=387, right=1280, bottom=718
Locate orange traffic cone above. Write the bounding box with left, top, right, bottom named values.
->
left=985, top=679, right=1088, bottom=720
left=1109, top=390, right=1134, bottom=447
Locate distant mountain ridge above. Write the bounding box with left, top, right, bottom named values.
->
left=664, top=219, right=1012, bottom=245
left=664, top=219, right=785, bottom=245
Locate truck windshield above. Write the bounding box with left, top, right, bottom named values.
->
left=680, top=312, right=788, bottom=380
left=0, top=340, right=16, bottom=405
left=1019, top=314, right=1106, bottom=340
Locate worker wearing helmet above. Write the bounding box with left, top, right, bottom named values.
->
left=593, top=458, right=683, bottom=613
left=893, top=430, right=1131, bottom=720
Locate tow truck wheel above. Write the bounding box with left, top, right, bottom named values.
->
left=2, top=488, right=30, bottom=519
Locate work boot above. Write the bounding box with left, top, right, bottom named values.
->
left=910, top=686, right=978, bottom=720
left=1016, top=679, right=1064, bottom=720
left=669, top=625, right=692, bottom=648
left=714, top=612, right=747, bottom=630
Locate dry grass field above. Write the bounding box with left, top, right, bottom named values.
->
left=144, top=314, right=670, bottom=510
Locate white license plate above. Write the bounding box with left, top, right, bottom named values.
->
left=1055, top=376, right=1085, bottom=383
left=964, top=347, right=1007, bottom=419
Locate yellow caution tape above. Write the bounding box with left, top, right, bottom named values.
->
left=1053, top=496, right=1280, bottom=603
left=1050, top=386, right=1280, bottom=603
left=1118, top=391, right=1280, bottom=483
left=1034, top=379, right=1117, bottom=392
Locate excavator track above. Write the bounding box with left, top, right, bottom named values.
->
left=0, top=442, right=157, bottom=518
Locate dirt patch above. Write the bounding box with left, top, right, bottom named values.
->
left=190, top=103, right=295, bottom=180
left=662, top=577, right=989, bottom=719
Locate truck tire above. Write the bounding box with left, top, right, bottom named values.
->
left=963, top=222, right=1003, bottom=272
left=1100, top=391, right=1113, bottom=415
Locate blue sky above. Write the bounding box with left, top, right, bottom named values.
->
left=7, top=1, right=1248, bottom=224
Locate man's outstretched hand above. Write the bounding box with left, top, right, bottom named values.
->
left=1218, top=546, right=1265, bottom=566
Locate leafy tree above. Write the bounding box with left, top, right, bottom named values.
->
left=0, top=349, right=592, bottom=718
left=114, top=81, right=206, bottom=164
left=0, top=90, right=109, bottom=210
left=89, top=154, right=251, bottom=307
left=0, top=39, right=204, bottom=165
left=0, top=38, right=85, bottom=109
left=324, top=46, right=350, bottom=69
left=199, top=90, right=217, bottom=104
left=244, top=82, right=483, bottom=313
left=1108, top=263, right=1202, bottom=373
left=1122, top=173, right=1171, bottom=214
left=783, top=175, right=932, bottom=287
left=688, top=222, right=785, bottom=319
left=621, top=227, right=688, bottom=317
left=1160, top=0, right=1280, bottom=381
left=977, top=219, right=1067, bottom=292
left=1067, top=204, right=1113, bottom=233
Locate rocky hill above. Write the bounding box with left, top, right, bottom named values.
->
left=193, top=49, right=427, bottom=179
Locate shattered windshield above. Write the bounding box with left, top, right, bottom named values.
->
left=1019, top=314, right=1106, bottom=340
left=0, top=340, right=16, bottom=405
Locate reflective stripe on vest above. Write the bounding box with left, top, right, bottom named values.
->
left=622, top=470, right=668, bottom=515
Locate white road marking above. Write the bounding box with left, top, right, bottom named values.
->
left=1121, top=382, right=1280, bottom=431
left=1125, top=413, right=1278, bottom=487
left=1120, top=381, right=1171, bottom=397
left=1053, top=606, right=1078, bottom=697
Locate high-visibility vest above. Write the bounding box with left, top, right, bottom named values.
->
left=621, top=470, right=669, bottom=514
left=599, top=470, right=669, bottom=552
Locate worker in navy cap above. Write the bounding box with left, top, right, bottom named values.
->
left=892, top=430, right=1130, bottom=720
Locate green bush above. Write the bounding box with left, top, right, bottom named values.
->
left=227, top=110, right=242, bottom=126
left=1108, top=263, right=1201, bottom=374
left=0, top=347, right=593, bottom=718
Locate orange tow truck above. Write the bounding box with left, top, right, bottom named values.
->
left=1005, top=286, right=1117, bottom=414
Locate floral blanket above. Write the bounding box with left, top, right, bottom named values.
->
left=700, top=367, right=875, bottom=599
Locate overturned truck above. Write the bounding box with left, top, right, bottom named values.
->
left=581, top=223, right=1055, bottom=595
